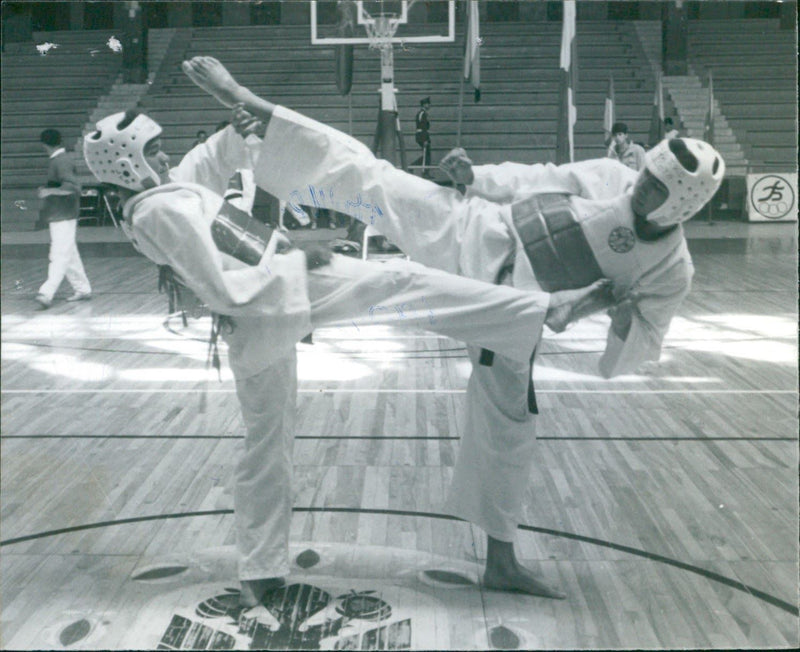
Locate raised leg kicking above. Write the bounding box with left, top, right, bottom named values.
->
left=182, top=55, right=725, bottom=601
left=79, top=59, right=626, bottom=606
left=182, top=56, right=601, bottom=599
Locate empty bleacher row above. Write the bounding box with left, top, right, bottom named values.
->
left=1, top=18, right=795, bottom=231
left=687, top=18, right=797, bottom=172
left=146, top=20, right=657, bottom=166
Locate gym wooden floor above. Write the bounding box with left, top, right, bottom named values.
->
left=1, top=232, right=798, bottom=650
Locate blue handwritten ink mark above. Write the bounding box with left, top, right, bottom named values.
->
left=346, top=193, right=366, bottom=213
left=394, top=303, right=408, bottom=319
left=369, top=305, right=389, bottom=319
left=369, top=203, right=383, bottom=225
left=308, top=185, right=321, bottom=208
left=292, top=186, right=382, bottom=225
left=351, top=321, right=360, bottom=332
left=288, top=190, right=306, bottom=215
left=420, top=296, right=436, bottom=325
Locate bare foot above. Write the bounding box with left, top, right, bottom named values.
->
left=239, top=577, right=285, bottom=607
left=484, top=536, right=565, bottom=599
left=181, top=56, right=242, bottom=107
left=483, top=562, right=566, bottom=599
left=545, top=278, right=614, bottom=334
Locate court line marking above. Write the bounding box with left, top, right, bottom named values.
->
left=0, top=507, right=795, bottom=617
left=2, top=388, right=796, bottom=395
left=1, top=434, right=795, bottom=442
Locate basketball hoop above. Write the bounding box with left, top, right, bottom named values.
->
left=364, top=14, right=400, bottom=50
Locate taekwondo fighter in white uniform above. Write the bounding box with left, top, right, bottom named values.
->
left=181, top=55, right=725, bottom=600
left=82, top=105, right=612, bottom=606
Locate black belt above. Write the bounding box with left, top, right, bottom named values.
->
left=478, top=194, right=602, bottom=414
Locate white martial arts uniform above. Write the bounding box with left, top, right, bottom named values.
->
left=120, top=125, right=555, bottom=578
left=251, top=106, right=694, bottom=541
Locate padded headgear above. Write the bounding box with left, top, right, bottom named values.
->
left=83, top=112, right=163, bottom=191
left=642, top=137, right=725, bottom=227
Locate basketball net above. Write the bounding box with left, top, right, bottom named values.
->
left=364, top=14, right=400, bottom=50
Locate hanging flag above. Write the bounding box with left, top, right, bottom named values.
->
left=464, top=0, right=481, bottom=102
left=556, top=0, right=577, bottom=164
left=648, top=70, right=665, bottom=147
left=335, top=1, right=356, bottom=96
left=603, top=74, right=615, bottom=145
left=704, top=68, right=715, bottom=146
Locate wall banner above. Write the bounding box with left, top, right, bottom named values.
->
left=746, top=173, right=798, bottom=222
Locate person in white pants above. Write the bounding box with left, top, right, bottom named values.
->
left=181, top=55, right=725, bottom=600
left=82, top=106, right=611, bottom=607
left=36, top=129, right=92, bottom=309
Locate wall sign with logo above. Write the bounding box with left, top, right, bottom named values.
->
left=746, top=173, right=798, bottom=222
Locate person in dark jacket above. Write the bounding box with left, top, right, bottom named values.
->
left=35, top=128, right=91, bottom=309
left=412, top=97, right=432, bottom=177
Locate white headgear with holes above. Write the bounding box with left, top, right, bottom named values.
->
left=643, top=137, right=725, bottom=227
left=83, top=112, right=163, bottom=191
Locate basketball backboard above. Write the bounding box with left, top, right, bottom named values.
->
left=310, top=1, right=455, bottom=46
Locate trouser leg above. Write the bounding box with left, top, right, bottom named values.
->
left=255, top=107, right=515, bottom=284
left=254, top=107, right=514, bottom=278
left=307, top=255, right=548, bottom=365
left=38, top=219, right=76, bottom=300
left=232, top=351, right=297, bottom=580
left=63, top=237, right=91, bottom=295
left=444, top=345, right=537, bottom=542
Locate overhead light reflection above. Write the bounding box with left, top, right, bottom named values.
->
left=683, top=339, right=796, bottom=364
left=685, top=313, right=797, bottom=339
left=26, top=352, right=116, bottom=382
left=297, top=353, right=373, bottom=381
left=119, top=367, right=234, bottom=382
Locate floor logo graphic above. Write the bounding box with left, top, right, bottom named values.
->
left=156, top=583, right=411, bottom=650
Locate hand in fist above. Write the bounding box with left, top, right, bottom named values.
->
left=439, top=147, right=475, bottom=186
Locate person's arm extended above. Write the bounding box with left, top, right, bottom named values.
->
left=467, top=157, right=639, bottom=204
left=181, top=56, right=277, bottom=129
left=173, top=126, right=252, bottom=195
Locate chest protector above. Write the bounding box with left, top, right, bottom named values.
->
left=510, top=193, right=603, bottom=292
left=157, top=201, right=277, bottom=324
left=211, top=200, right=276, bottom=266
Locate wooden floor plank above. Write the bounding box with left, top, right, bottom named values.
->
left=2, top=244, right=798, bottom=648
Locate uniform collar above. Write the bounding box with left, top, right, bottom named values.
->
left=49, top=147, right=66, bottom=159
left=122, top=181, right=212, bottom=222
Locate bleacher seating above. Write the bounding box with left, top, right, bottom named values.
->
left=687, top=19, right=797, bottom=172
left=145, top=20, right=659, bottom=167
left=1, top=29, right=123, bottom=230
left=2, top=17, right=794, bottom=231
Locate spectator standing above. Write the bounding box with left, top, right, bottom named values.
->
left=412, top=97, right=432, bottom=177
left=606, top=121, right=646, bottom=171
left=192, top=129, right=208, bottom=148
left=35, top=129, right=92, bottom=309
